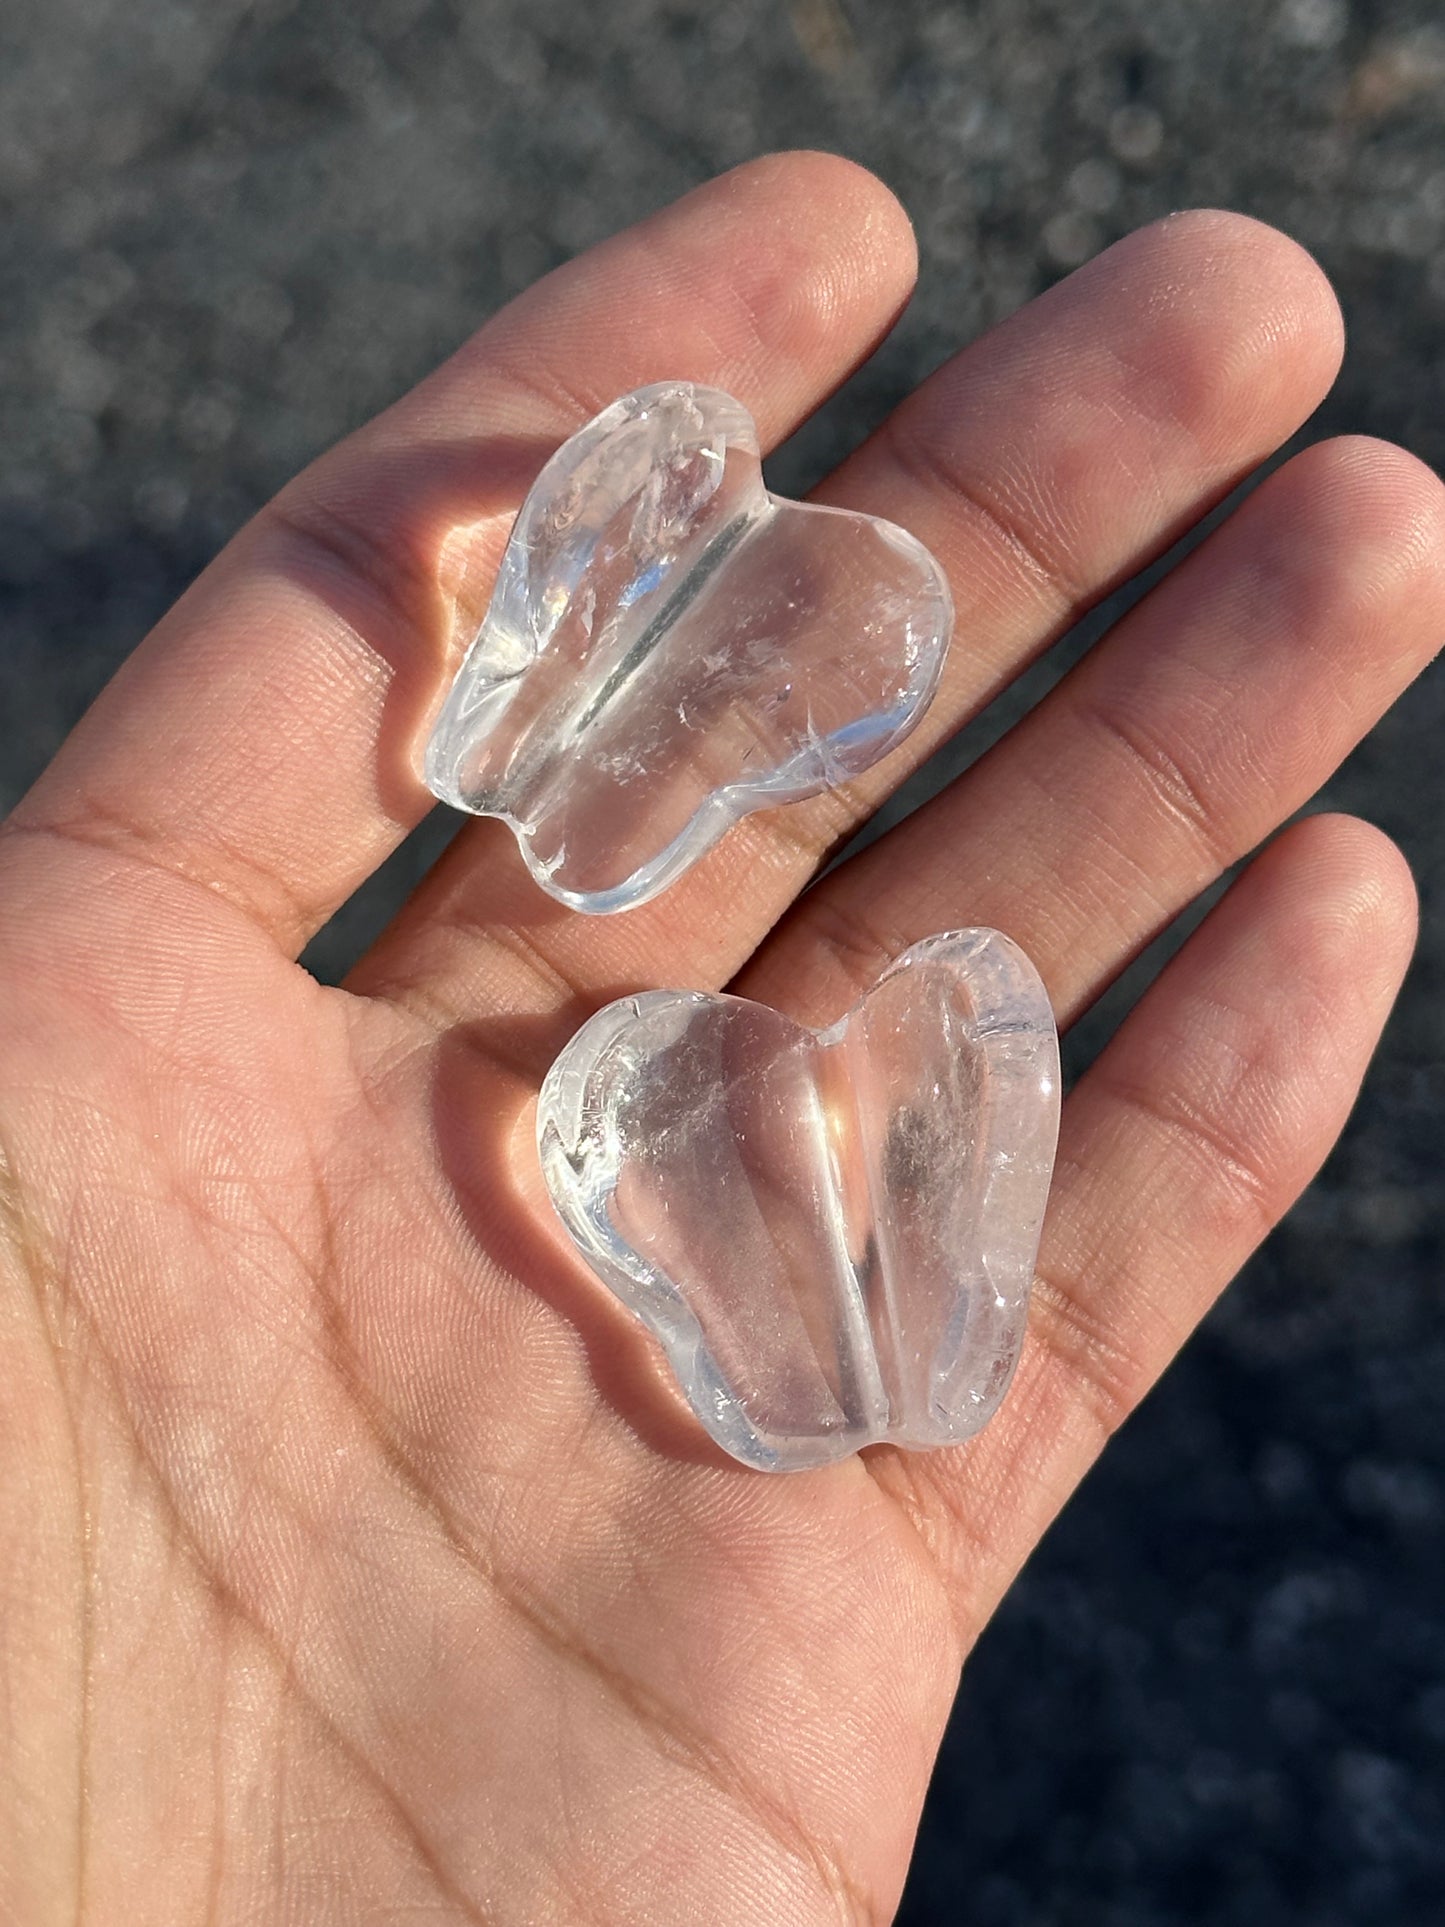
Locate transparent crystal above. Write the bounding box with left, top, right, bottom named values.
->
left=424, top=382, right=953, bottom=913
left=537, top=930, right=1061, bottom=1471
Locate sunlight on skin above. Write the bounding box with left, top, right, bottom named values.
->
left=0, top=152, right=1439, bottom=1924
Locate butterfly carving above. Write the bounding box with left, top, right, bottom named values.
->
left=537, top=930, right=1060, bottom=1470
left=424, top=383, right=953, bottom=912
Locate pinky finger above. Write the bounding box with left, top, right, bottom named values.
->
left=873, top=813, right=1418, bottom=1632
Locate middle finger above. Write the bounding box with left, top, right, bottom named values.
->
left=359, top=210, right=1345, bottom=1050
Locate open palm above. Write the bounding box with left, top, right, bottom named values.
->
left=2, top=154, right=1440, bottom=1925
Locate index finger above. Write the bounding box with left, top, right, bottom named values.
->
left=2, top=153, right=919, bottom=955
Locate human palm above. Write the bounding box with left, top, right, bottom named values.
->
left=2, top=154, right=1440, bottom=1924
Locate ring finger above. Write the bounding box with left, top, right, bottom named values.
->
left=741, top=429, right=1445, bottom=1030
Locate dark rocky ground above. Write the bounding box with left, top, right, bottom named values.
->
left=4, top=0, right=1444, bottom=1919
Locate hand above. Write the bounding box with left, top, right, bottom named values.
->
left=2, top=153, right=1438, bottom=1926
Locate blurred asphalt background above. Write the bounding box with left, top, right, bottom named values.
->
left=3, top=0, right=1444, bottom=1920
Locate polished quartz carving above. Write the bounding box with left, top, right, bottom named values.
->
left=424, top=383, right=953, bottom=913
left=537, top=930, right=1060, bottom=1471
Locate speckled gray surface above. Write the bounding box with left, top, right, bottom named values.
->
left=3, top=1, right=1443, bottom=1920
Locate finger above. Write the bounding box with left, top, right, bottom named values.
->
left=741, top=434, right=1445, bottom=1027
left=865, top=812, right=1418, bottom=1632
left=363, top=210, right=1346, bottom=1041
left=2, top=153, right=918, bottom=954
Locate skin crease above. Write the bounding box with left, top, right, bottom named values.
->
left=0, top=151, right=1441, bottom=1924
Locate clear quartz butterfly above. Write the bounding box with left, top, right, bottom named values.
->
left=537, top=930, right=1061, bottom=1471
left=424, top=382, right=953, bottom=913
